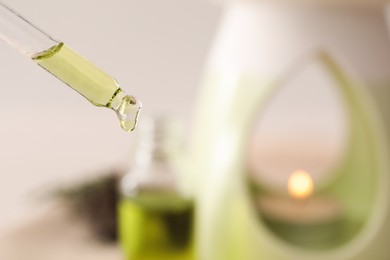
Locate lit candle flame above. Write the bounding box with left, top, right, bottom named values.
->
left=288, top=170, right=314, bottom=200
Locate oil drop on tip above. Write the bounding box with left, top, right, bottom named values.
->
left=32, top=43, right=142, bottom=132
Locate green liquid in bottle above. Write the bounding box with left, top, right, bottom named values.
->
left=119, top=194, right=194, bottom=260
left=32, top=42, right=141, bottom=132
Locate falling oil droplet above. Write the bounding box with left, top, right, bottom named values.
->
left=110, top=90, right=142, bottom=132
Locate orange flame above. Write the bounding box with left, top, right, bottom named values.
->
left=288, top=170, right=314, bottom=200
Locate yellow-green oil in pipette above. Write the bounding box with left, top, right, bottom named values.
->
left=32, top=42, right=141, bottom=132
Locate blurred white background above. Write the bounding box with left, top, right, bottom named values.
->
left=1, top=0, right=390, bottom=245
left=0, top=0, right=221, bottom=233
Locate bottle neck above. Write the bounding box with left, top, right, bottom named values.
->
left=132, top=117, right=181, bottom=168
left=134, top=140, right=170, bottom=166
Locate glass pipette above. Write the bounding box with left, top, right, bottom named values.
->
left=0, top=1, right=141, bottom=132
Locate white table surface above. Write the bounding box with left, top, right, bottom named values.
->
left=0, top=205, right=122, bottom=260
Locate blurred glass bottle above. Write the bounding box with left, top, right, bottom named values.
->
left=118, top=117, right=194, bottom=260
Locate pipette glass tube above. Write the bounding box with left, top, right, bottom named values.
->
left=0, top=1, right=141, bottom=132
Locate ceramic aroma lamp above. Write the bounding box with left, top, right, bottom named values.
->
left=191, top=0, right=390, bottom=259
